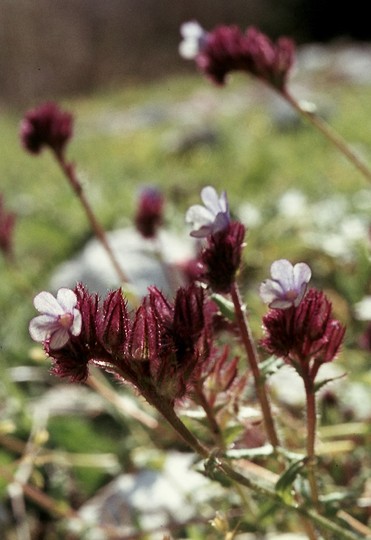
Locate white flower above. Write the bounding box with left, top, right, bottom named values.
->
left=185, top=185, right=230, bottom=238
left=29, top=288, right=82, bottom=349
left=179, top=21, right=207, bottom=60
left=260, top=259, right=312, bottom=309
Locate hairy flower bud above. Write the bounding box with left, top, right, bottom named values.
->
left=134, top=186, right=164, bottom=239
left=261, top=288, right=345, bottom=381
left=180, top=22, right=295, bottom=91
left=20, top=102, right=73, bottom=157
left=100, top=289, right=130, bottom=355
left=201, top=221, right=246, bottom=293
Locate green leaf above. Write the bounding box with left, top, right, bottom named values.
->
left=210, top=293, right=236, bottom=321
left=259, top=355, right=284, bottom=378
left=275, top=458, right=305, bottom=504
left=314, top=372, right=347, bottom=393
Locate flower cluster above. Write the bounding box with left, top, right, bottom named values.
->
left=0, top=194, right=16, bottom=260
left=186, top=186, right=245, bottom=293
left=260, top=261, right=345, bottom=381
left=134, top=186, right=164, bottom=239
left=180, top=22, right=295, bottom=90
left=30, top=283, right=210, bottom=403
left=20, top=102, right=73, bottom=157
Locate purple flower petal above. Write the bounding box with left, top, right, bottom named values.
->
left=186, top=186, right=230, bottom=238
left=260, top=259, right=311, bottom=309
left=49, top=328, right=70, bottom=349
left=34, top=291, right=64, bottom=316
left=56, top=288, right=78, bottom=312
left=29, top=314, right=60, bottom=342
left=71, top=309, right=82, bottom=335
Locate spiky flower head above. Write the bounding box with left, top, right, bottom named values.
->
left=20, top=102, right=73, bottom=157
left=261, top=288, right=345, bottom=381
left=134, top=186, right=164, bottom=239
left=180, top=22, right=295, bottom=91
left=201, top=221, right=246, bottom=294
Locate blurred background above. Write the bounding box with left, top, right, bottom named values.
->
left=1, top=0, right=370, bottom=107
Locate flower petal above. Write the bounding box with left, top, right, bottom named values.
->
left=185, top=204, right=214, bottom=227
left=29, top=314, right=60, bottom=342
left=71, top=309, right=82, bottom=336
left=270, top=259, right=294, bottom=290
left=33, top=291, right=64, bottom=316
left=201, top=186, right=221, bottom=214
left=49, top=329, right=70, bottom=349
left=259, top=279, right=284, bottom=305
left=293, top=262, right=311, bottom=289
left=56, top=288, right=78, bottom=312
left=213, top=212, right=231, bottom=233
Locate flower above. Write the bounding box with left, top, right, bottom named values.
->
left=20, top=102, right=73, bottom=156
left=179, top=22, right=295, bottom=90
left=186, top=186, right=230, bottom=238
left=179, top=21, right=208, bottom=60
left=29, top=288, right=82, bottom=349
left=134, top=186, right=164, bottom=239
left=201, top=221, right=246, bottom=293
left=261, top=288, right=345, bottom=381
left=260, top=259, right=311, bottom=309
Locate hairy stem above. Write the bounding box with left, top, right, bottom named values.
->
left=230, top=282, right=279, bottom=448
left=54, top=152, right=128, bottom=285
left=304, top=378, right=321, bottom=511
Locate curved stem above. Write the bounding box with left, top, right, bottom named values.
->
left=54, top=152, right=129, bottom=285
left=230, top=282, right=279, bottom=448
left=281, top=89, right=371, bottom=184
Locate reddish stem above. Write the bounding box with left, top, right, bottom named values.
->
left=55, top=151, right=128, bottom=285
left=230, top=282, right=279, bottom=448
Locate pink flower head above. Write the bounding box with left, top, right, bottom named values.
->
left=260, top=259, right=311, bottom=309
left=179, top=21, right=295, bottom=91
left=20, top=102, right=73, bottom=157
left=186, top=186, right=230, bottom=238
left=201, top=221, right=246, bottom=293
left=29, top=288, right=82, bottom=349
left=134, top=186, right=164, bottom=239
left=261, top=288, right=345, bottom=381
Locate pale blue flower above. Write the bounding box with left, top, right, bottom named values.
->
left=260, top=259, right=311, bottom=309
left=29, top=288, right=82, bottom=349
left=185, top=186, right=230, bottom=238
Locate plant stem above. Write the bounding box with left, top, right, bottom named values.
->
left=54, top=152, right=128, bottom=285
left=150, top=401, right=361, bottom=540
left=304, top=378, right=320, bottom=511
left=230, top=281, right=279, bottom=448
left=281, top=89, right=371, bottom=184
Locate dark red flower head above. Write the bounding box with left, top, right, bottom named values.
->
left=180, top=22, right=295, bottom=91
left=20, top=102, right=73, bottom=157
left=201, top=221, right=246, bottom=293
left=134, top=186, right=164, bottom=239
left=46, top=284, right=109, bottom=382
left=261, top=288, right=345, bottom=381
